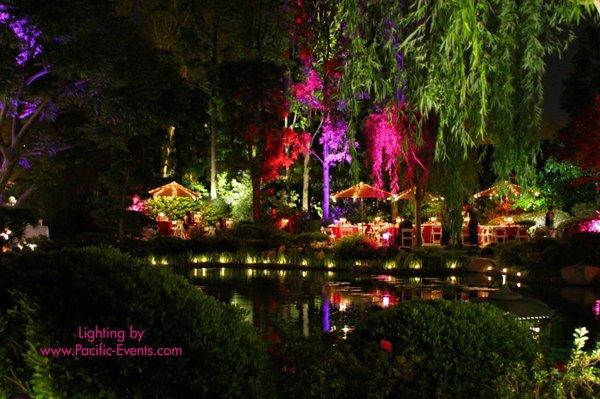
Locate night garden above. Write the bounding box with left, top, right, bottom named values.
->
left=1, top=1, right=600, bottom=398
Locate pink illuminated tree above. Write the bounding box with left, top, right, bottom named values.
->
left=364, top=104, right=436, bottom=245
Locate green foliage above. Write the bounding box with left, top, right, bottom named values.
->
left=499, top=327, right=600, bottom=398
left=90, top=208, right=152, bottom=236
left=271, top=331, right=405, bottom=399
left=0, top=247, right=271, bottom=398
left=348, top=300, right=539, bottom=398
left=290, top=232, right=328, bottom=246
left=218, top=172, right=253, bottom=222
left=333, top=235, right=378, bottom=261
left=232, top=222, right=291, bottom=249
left=145, top=196, right=202, bottom=220
left=571, top=202, right=599, bottom=219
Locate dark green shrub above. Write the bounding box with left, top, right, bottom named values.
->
left=348, top=300, right=539, bottom=398
left=90, top=208, right=152, bottom=236
left=295, top=217, right=321, bottom=233
left=271, top=331, right=405, bottom=399
left=0, top=206, right=39, bottom=237
left=333, top=235, right=378, bottom=261
left=290, top=231, right=327, bottom=246
left=565, top=233, right=600, bottom=266
left=232, top=222, right=291, bottom=248
left=0, top=247, right=271, bottom=398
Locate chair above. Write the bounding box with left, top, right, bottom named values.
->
left=462, top=230, right=470, bottom=245
left=400, top=228, right=413, bottom=248
left=431, top=226, right=442, bottom=246
left=494, top=227, right=507, bottom=244
left=173, top=221, right=187, bottom=239
left=321, top=227, right=336, bottom=242
left=479, top=226, right=492, bottom=246
left=516, top=226, right=529, bottom=241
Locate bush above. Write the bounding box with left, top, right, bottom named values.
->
left=565, top=233, right=600, bottom=266
left=494, top=234, right=600, bottom=277
left=348, top=300, right=539, bottom=398
left=0, top=247, right=271, bottom=398
left=290, top=231, right=327, bottom=246
left=232, top=222, right=291, bottom=249
left=333, top=235, right=378, bottom=261
left=145, top=196, right=203, bottom=220
left=271, top=331, right=405, bottom=399
left=500, top=327, right=600, bottom=398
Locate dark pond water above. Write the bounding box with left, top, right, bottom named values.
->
left=187, top=267, right=600, bottom=353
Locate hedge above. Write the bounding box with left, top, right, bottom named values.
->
left=0, top=247, right=271, bottom=398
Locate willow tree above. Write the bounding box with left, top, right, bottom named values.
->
left=341, top=0, right=595, bottom=243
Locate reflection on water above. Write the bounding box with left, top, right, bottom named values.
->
left=188, top=267, right=599, bottom=348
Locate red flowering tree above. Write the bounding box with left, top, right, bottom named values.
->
left=560, top=95, right=600, bottom=175
left=219, top=60, right=309, bottom=221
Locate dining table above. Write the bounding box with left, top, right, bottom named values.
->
left=328, top=224, right=360, bottom=239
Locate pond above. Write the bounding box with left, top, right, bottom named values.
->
left=187, top=267, right=600, bottom=353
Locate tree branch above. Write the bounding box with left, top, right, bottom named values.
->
left=14, top=98, right=51, bottom=148
left=15, top=184, right=36, bottom=207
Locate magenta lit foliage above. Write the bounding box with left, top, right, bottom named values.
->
left=578, top=211, right=600, bottom=233
left=0, top=5, right=42, bottom=66
left=127, top=194, right=147, bottom=213
left=292, top=69, right=323, bottom=110
left=364, top=104, right=429, bottom=194
left=320, top=113, right=351, bottom=167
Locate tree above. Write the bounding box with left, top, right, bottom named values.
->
left=562, top=25, right=600, bottom=119
left=364, top=104, right=435, bottom=245
left=0, top=1, right=182, bottom=206
left=219, top=60, right=308, bottom=221
left=340, top=0, right=594, bottom=242
left=2, top=2, right=192, bottom=237
left=288, top=0, right=351, bottom=221
left=556, top=95, right=600, bottom=203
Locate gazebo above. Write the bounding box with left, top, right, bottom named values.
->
left=149, top=181, right=198, bottom=199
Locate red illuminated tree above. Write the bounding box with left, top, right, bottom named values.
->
left=219, top=60, right=309, bottom=221
left=560, top=95, right=600, bottom=175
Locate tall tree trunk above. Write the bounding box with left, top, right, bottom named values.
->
left=390, top=199, right=398, bottom=221
left=302, top=146, right=310, bottom=212
left=414, top=186, right=424, bottom=247
left=251, top=173, right=261, bottom=221
left=322, top=144, right=330, bottom=221
left=210, top=113, right=217, bottom=199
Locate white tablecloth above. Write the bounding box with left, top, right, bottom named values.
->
left=23, top=224, right=49, bottom=239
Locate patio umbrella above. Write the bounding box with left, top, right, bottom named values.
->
left=395, top=186, right=444, bottom=202
left=331, top=182, right=393, bottom=200
left=331, top=182, right=393, bottom=221
left=473, top=181, right=522, bottom=199
left=149, top=181, right=199, bottom=199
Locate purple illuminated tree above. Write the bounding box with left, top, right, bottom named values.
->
left=288, top=0, right=351, bottom=221
left=0, top=2, right=176, bottom=206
